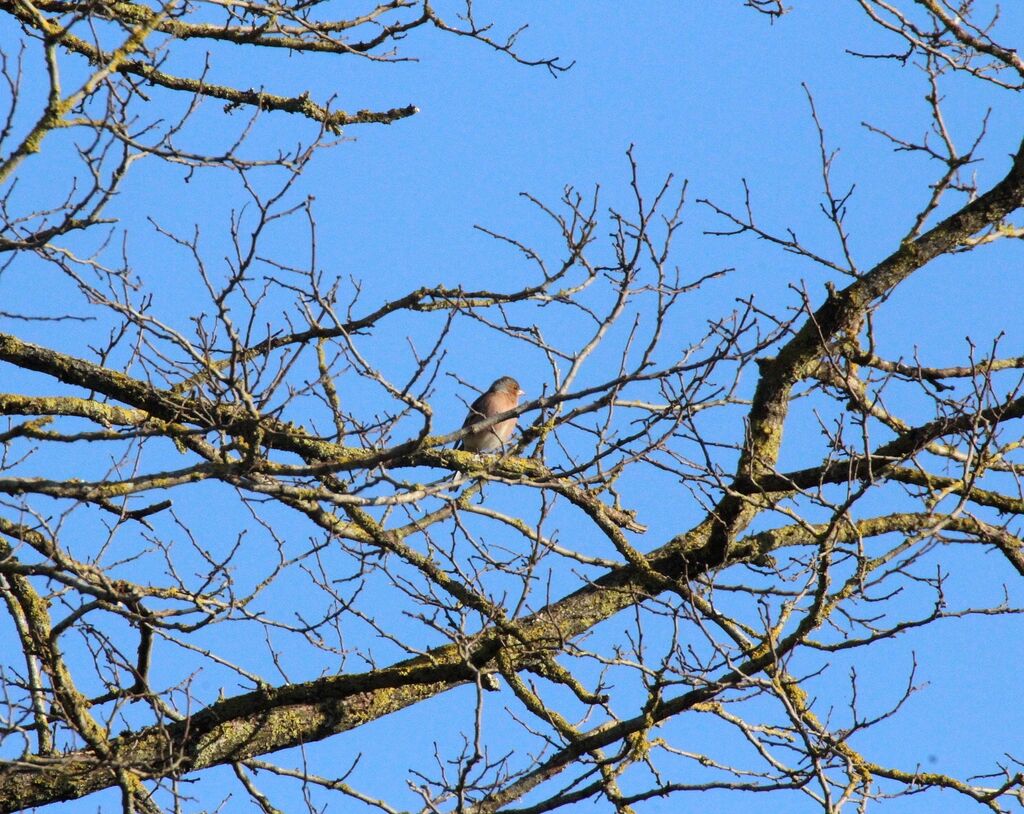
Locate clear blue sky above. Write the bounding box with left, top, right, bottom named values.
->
left=4, top=2, right=1024, bottom=811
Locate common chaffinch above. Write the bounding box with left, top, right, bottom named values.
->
left=458, top=376, right=526, bottom=453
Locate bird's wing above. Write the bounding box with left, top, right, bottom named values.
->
left=456, top=391, right=492, bottom=450
left=462, top=392, right=494, bottom=428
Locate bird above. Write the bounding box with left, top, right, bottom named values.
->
left=457, top=376, right=526, bottom=454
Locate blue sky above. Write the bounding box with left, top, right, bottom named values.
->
left=4, top=2, right=1024, bottom=812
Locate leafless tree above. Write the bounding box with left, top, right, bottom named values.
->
left=2, top=1, right=1024, bottom=812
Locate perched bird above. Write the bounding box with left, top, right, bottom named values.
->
left=458, top=376, right=526, bottom=453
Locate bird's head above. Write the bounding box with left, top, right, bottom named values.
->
left=490, top=376, right=525, bottom=402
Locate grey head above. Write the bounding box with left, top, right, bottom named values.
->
left=488, top=376, right=525, bottom=398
